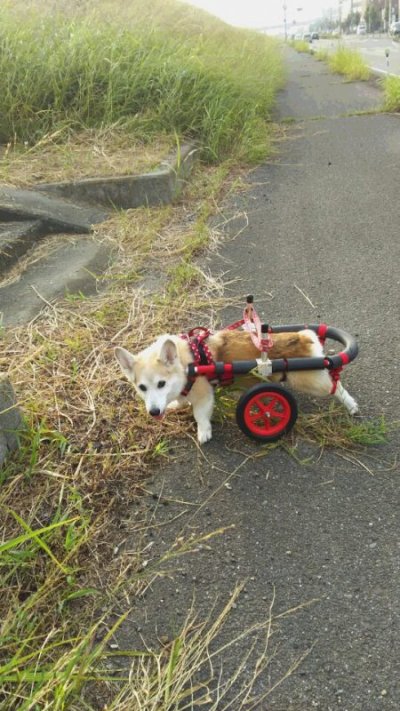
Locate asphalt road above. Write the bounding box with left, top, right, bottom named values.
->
left=118, top=51, right=400, bottom=709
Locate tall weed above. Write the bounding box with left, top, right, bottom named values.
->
left=327, top=46, right=370, bottom=81
left=0, top=0, right=284, bottom=162
left=383, top=75, right=400, bottom=111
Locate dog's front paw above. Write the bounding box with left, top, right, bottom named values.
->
left=198, top=423, right=212, bottom=444
left=167, top=398, right=187, bottom=411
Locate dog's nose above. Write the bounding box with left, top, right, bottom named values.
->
left=149, top=408, right=161, bottom=418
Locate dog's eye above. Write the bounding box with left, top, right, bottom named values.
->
left=157, top=380, right=166, bottom=389
left=138, top=384, right=147, bottom=392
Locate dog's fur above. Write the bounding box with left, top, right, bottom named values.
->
left=115, top=329, right=359, bottom=444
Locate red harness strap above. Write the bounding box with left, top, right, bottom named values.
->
left=180, top=327, right=234, bottom=394
left=183, top=328, right=214, bottom=364
left=225, top=303, right=273, bottom=354
left=329, top=368, right=343, bottom=395
left=326, top=364, right=343, bottom=395
left=225, top=318, right=245, bottom=331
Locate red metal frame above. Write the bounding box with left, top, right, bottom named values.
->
left=187, top=323, right=358, bottom=385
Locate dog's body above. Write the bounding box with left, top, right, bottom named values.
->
left=115, top=328, right=359, bottom=444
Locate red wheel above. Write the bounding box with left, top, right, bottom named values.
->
left=236, top=384, right=298, bottom=442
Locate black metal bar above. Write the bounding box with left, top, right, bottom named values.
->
left=270, top=356, right=326, bottom=372
left=186, top=324, right=358, bottom=379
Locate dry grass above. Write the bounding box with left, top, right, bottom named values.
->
left=0, top=163, right=243, bottom=708
left=85, top=583, right=316, bottom=710
left=0, top=127, right=173, bottom=187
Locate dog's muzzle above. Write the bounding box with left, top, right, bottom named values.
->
left=149, top=408, right=163, bottom=420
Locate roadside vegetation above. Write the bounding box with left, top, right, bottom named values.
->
left=289, top=39, right=314, bottom=54
left=293, top=38, right=371, bottom=82
left=0, top=2, right=391, bottom=709
left=383, top=74, right=400, bottom=111
left=326, top=46, right=371, bottom=81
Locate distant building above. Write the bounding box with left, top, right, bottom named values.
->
left=340, top=0, right=367, bottom=21
left=340, top=0, right=400, bottom=25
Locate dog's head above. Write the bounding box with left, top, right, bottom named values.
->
left=114, top=337, right=187, bottom=419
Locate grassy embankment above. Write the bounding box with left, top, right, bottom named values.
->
left=0, top=0, right=284, bottom=166
left=0, top=1, right=291, bottom=709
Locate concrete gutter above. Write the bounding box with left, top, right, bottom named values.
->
left=35, top=143, right=198, bottom=209
left=0, top=220, right=45, bottom=273
left=0, top=377, right=25, bottom=466
left=0, top=186, right=107, bottom=233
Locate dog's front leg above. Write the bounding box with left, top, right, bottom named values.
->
left=188, top=378, right=214, bottom=444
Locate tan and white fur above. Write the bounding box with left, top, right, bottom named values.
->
left=115, top=329, right=358, bottom=444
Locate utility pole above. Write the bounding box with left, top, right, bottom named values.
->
left=283, top=3, right=288, bottom=41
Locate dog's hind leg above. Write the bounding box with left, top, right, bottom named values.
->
left=288, top=369, right=359, bottom=415
left=334, top=380, right=359, bottom=415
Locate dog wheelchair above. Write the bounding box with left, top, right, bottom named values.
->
left=185, top=297, right=359, bottom=443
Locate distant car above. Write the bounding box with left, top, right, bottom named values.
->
left=311, top=32, right=319, bottom=40
left=356, top=24, right=366, bottom=35
left=302, top=33, right=312, bottom=42
left=390, top=21, right=400, bottom=36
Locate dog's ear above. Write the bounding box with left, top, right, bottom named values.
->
left=114, top=346, right=136, bottom=381
left=159, top=339, right=177, bottom=366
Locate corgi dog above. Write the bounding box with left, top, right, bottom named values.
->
left=114, top=328, right=359, bottom=444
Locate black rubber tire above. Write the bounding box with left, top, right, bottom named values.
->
left=236, top=383, right=298, bottom=442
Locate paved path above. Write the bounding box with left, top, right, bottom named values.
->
left=118, top=51, right=400, bottom=709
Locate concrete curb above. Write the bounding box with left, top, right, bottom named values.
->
left=36, top=143, right=198, bottom=209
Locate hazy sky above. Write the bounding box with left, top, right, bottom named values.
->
left=185, top=0, right=333, bottom=28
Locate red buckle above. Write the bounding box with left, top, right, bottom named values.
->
left=317, top=323, right=328, bottom=345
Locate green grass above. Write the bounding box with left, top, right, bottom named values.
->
left=314, top=48, right=331, bottom=63
left=326, top=46, right=371, bottom=81
left=383, top=75, right=400, bottom=111
left=290, top=40, right=314, bottom=54
left=0, top=0, right=284, bottom=163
